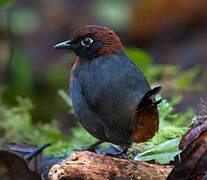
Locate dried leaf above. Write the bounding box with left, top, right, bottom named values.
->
left=0, top=148, right=41, bottom=180
left=0, top=143, right=51, bottom=180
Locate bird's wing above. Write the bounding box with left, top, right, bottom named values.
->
left=84, top=53, right=151, bottom=144
left=70, top=76, right=107, bottom=140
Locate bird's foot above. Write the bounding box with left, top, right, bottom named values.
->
left=73, top=146, right=95, bottom=152
left=105, top=151, right=128, bottom=159
left=105, top=145, right=128, bottom=159
left=95, top=144, right=128, bottom=159
left=73, top=141, right=128, bottom=159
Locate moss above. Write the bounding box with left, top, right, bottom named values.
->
left=0, top=48, right=202, bottom=158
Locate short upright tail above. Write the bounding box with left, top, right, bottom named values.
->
left=137, top=86, right=162, bottom=113
left=133, top=86, right=162, bottom=143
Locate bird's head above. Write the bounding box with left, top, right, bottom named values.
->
left=54, top=25, right=123, bottom=60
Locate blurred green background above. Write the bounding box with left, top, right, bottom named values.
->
left=0, top=0, right=207, bottom=156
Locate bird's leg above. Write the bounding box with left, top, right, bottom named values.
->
left=86, top=140, right=105, bottom=151
left=74, top=139, right=105, bottom=152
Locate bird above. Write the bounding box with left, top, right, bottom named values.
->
left=54, top=25, right=161, bottom=155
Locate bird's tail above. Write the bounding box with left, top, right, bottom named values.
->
left=137, top=86, right=162, bottom=113
left=133, top=86, right=162, bottom=143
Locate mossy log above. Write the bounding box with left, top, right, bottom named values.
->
left=49, top=151, right=172, bottom=180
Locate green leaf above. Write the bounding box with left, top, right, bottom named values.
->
left=135, top=138, right=181, bottom=164
left=125, top=48, right=152, bottom=69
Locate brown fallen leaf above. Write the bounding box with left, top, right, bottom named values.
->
left=167, top=100, right=207, bottom=180
left=0, top=148, right=41, bottom=180
left=0, top=143, right=51, bottom=180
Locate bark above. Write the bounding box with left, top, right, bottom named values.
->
left=49, top=151, right=172, bottom=180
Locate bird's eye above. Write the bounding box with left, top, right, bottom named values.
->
left=81, top=37, right=93, bottom=47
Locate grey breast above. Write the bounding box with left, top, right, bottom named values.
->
left=77, top=52, right=150, bottom=144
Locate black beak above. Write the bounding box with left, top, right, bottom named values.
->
left=53, top=40, right=73, bottom=49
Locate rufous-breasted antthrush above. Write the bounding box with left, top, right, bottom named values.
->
left=54, top=25, right=161, bottom=155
